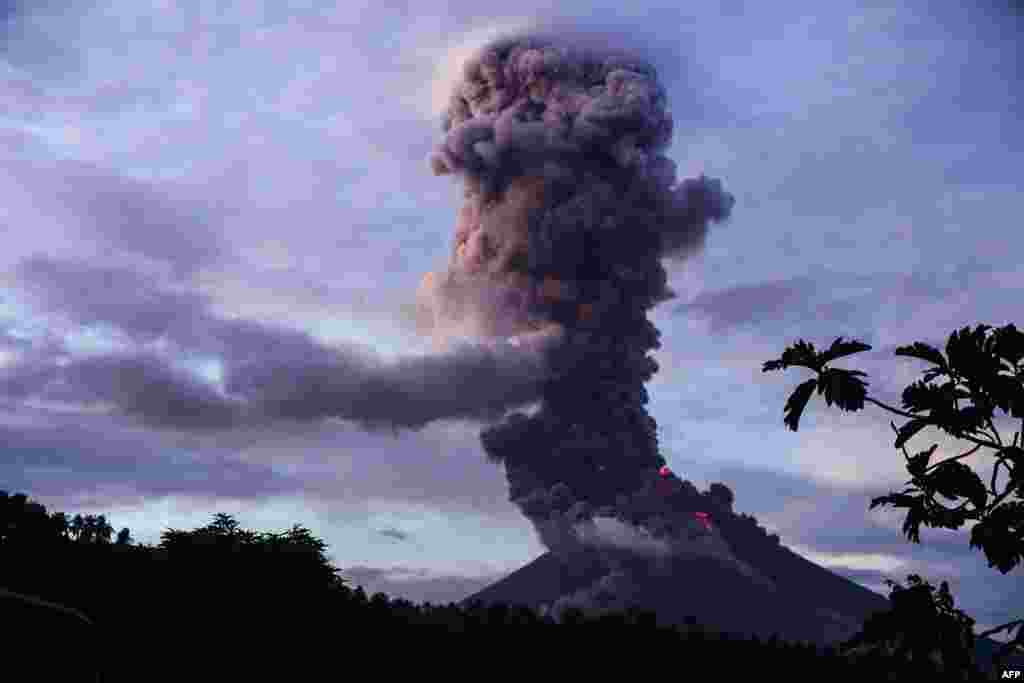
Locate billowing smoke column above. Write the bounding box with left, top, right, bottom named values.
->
left=419, top=30, right=740, bottom=608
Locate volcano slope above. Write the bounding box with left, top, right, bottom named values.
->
left=463, top=484, right=891, bottom=647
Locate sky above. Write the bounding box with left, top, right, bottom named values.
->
left=2, top=0, right=1021, bottom=635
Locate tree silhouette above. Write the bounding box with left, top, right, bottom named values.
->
left=208, top=512, right=240, bottom=535
left=93, top=514, right=113, bottom=544
left=157, top=513, right=349, bottom=600
left=67, top=513, right=114, bottom=544
left=0, top=490, right=63, bottom=547
left=69, top=513, right=84, bottom=542
left=50, top=511, right=70, bottom=541
left=3, top=487, right=986, bottom=679
left=763, top=324, right=1024, bottom=669
left=839, top=574, right=978, bottom=677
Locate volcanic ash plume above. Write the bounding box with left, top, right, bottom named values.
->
left=418, top=30, right=743, bottom=609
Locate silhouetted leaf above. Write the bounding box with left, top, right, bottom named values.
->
left=926, top=462, right=987, bottom=510
left=1000, top=446, right=1024, bottom=495
left=991, top=324, right=1024, bottom=366
left=870, top=493, right=927, bottom=543
left=901, top=380, right=969, bottom=416
left=970, top=502, right=1024, bottom=574
left=959, top=330, right=1009, bottom=394
left=817, top=337, right=872, bottom=366
left=782, top=378, right=818, bottom=431
left=895, top=342, right=947, bottom=368
left=817, top=368, right=869, bottom=411
left=895, top=418, right=930, bottom=450
left=902, top=497, right=927, bottom=544
left=906, top=443, right=938, bottom=478
left=870, top=493, right=918, bottom=510
left=762, top=340, right=819, bottom=373
left=945, top=325, right=994, bottom=385
left=899, top=380, right=928, bottom=414
left=990, top=374, right=1024, bottom=419
left=951, top=404, right=991, bottom=436
left=929, top=505, right=969, bottom=530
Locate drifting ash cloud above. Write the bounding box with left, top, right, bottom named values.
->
left=1, top=254, right=552, bottom=433
left=570, top=514, right=772, bottom=585
left=540, top=518, right=775, bottom=622
left=0, top=339, right=550, bottom=433
left=223, top=339, right=548, bottom=431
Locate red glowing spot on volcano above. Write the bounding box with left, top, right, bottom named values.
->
left=694, top=511, right=712, bottom=531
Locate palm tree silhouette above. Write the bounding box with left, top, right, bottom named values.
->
left=92, top=514, right=114, bottom=543
left=69, top=514, right=115, bottom=544
left=50, top=512, right=70, bottom=541
left=208, top=512, right=240, bottom=535
left=70, top=514, right=86, bottom=542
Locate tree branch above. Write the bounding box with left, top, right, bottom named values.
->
left=978, top=618, right=1024, bottom=666
left=987, top=416, right=1003, bottom=448
left=986, top=480, right=1021, bottom=513
left=991, top=451, right=1013, bottom=497
left=865, top=397, right=1001, bottom=450
left=924, top=442, right=985, bottom=475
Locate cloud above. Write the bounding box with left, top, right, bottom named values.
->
left=674, top=269, right=967, bottom=338
left=4, top=255, right=552, bottom=432
left=56, top=352, right=242, bottom=430
left=340, top=564, right=501, bottom=605
left=3, top=338, right=551, bottom=434
left=573, top=516, right=672, bottom=555
left=3, top=160, right=228, bottom=279
left=0, top=353, right=62, bottom=401
left=0, top=413, right=301, bottom=504
left=0, top=1, right=17, bottom=24
left=12, top=255, right=210, bottom=341
left=378, top=527, right=410, bottom=542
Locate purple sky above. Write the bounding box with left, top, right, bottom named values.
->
left=1, top=0, right=1021, bottom=634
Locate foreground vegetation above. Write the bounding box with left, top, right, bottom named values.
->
left=1, top=489, right=1014, bottom=681
left=764, top=322, right=1024, bottom=673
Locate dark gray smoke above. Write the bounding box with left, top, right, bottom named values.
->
left=426, top=29, right=738, bottom=592
left=3, top=252, right=552, bottom=432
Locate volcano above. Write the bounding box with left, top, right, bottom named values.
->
left=462, top=504, right=890, bottom=646
left=461, top=501, right=1023, bottom=672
